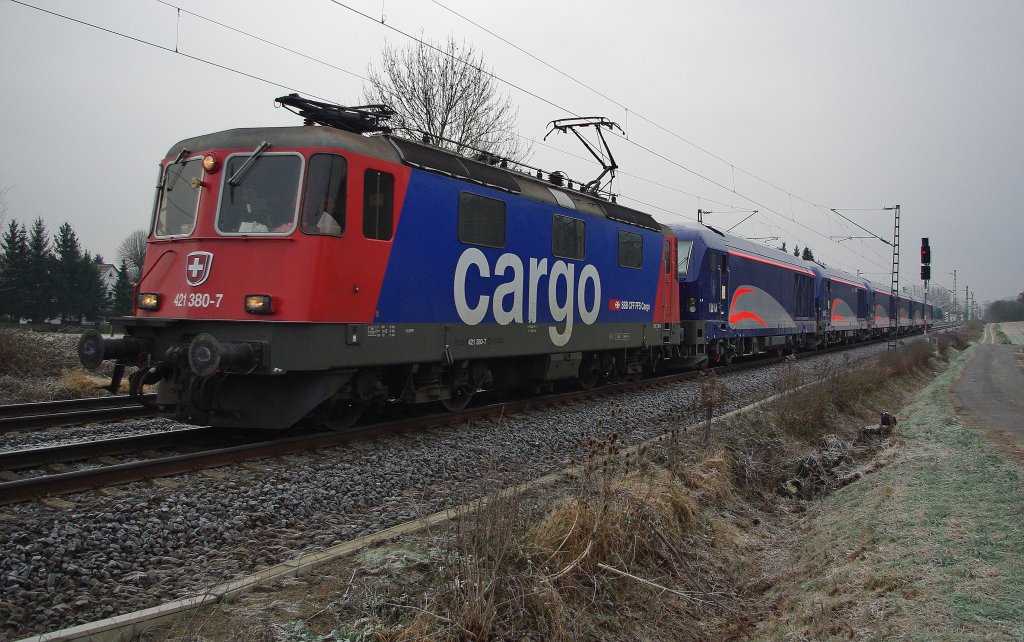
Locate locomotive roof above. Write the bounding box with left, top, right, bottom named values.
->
left=866, top=282, right=927, bottom=303
left=167, top=126, right=666, bottom=234
left=811, top=263, right=868, bottom=288
left=670, top=223, right=814, bottom=273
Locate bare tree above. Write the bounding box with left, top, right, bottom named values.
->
left=0, top=182, right=10, bottom=231
left=116, top=229, right=147, bottom=280
left=363, top=36, right=531, bottom=163
left=928, top=285, right=954, bottom=318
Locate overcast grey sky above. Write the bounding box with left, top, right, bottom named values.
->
left=1, top=0, right=1021, bottom=304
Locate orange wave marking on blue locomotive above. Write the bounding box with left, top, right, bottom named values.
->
left=830, top=298, right=857, bottom=327
left=729, top=287, right=768, bottom=327
left=727, top=285, right=798, bottom=330
left=874, top=303, right=889, bottom=323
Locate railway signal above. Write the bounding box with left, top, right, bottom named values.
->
left=920, top=237, right=931, bottom=332
left=920, top=237, right=931, bottom=282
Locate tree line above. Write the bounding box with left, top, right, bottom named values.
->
left=985, top=293, right=1024, bottom=323
left=0, top=218, right=139, bottom=324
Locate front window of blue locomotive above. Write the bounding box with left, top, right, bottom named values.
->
left=217, top=154, right=301, bottom=235
left=154, top=158, right=203, bottom=238
left=674, top=238, right=701, bottom=315
left=676, top=239, right=694, bottom=277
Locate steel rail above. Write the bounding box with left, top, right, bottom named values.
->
left=0, top=427, right=216, bottom=471
left=0, top=395, right=157, bottom=433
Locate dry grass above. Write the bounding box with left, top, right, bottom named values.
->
left=59, top=369, right=111, bottom=395
left=0, top=329, right=117, bottom=403
left=388, top=435, right=752, bottom=641
left=0, top=328, right=81, bottom=376
left=936, top=329, right=971, bottom=358
left=769, top=340, right=936, bottom=443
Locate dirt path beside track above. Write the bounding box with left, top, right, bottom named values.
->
left=953, top=323, right=1024, bottom=465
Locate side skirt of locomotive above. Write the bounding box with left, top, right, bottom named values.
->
left=81, top=319, right=694, bottom=430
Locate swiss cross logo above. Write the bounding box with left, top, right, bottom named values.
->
left=609, top=299, right=622, bottom=311
left=185, top=251, right=213, bottom=287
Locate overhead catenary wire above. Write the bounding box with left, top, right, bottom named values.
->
left=8, top=0, right=338, bottom=102
left=154, top=0, right=369, bottom=83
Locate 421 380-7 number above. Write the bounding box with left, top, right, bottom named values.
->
left=173, top=292, right=224, bottom=308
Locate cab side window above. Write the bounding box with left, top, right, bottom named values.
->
left=301, top=154, right=347, bottom=236
left=363, top=169, right=394, bottom=240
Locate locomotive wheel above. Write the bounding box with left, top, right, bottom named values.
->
left=577, top=368, right=599, bottom=390
left=441, top=385, right=474, bottom=412
left=322, top=399, right=369, bottom=431
left=577, top=353, right=600, bottom=390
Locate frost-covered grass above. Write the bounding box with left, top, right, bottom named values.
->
left=757, top=345, right=1024, bottom=640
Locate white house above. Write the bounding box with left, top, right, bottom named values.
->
left=96, top=263, right=118, bottom=293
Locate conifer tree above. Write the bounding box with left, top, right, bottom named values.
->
left=24, top=217, right=57, bottom=322
left=801, top=246, right=815, bottom=261
left=79, top=251, right=109, bottom=321
left=111, top=258, right=134, bottom=316
left=53, top=222, right=85, bottom=323
left=0, top=220, right=29, bottom=321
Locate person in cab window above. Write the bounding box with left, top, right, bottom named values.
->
left=237, top=186, right=271, bottom=233
left=316, top=193, right=342, bottom=235
left=301, top=190, right=341, bottom=235
left=269, top=203, right=295, bottom=233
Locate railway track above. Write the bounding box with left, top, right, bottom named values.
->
left=0, top=330, right=956, bottom=507
left=0, top=394, right=156, bottom=433
left=0, top=359, right=747, bottom=506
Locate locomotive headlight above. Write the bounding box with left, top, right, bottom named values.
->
left=202, top=153, right=219, bottom=173
left=688, top=297, right=697, bottom=313
left=244, top=294, right=273, bottom=314
left=137, top=293, right=160, bottom=311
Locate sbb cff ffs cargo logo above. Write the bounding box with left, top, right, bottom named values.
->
left=185, top=251, right=214, bottom=287
left=609, top=299, right=651, bottom=312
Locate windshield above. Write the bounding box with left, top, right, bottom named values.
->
left=217, top=154, right=301, bottom=234
left=676, top=239, right=694, bottom=277
left=154, top=158, right=202, bottom=237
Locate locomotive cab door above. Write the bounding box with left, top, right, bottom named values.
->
left=824, top=280, right=832, bottom=329
left=719, top=253, right=729, bottom=317
left=660, top=238, right=677, bottom=325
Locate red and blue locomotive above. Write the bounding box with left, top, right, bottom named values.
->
left=80, top=97, right=683, bottom=429
left=79, top=96, right=930, bottom=430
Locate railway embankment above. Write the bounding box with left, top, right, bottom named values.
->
left=140, top=329, right=1023, bottom=641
